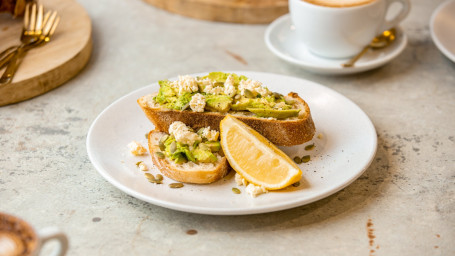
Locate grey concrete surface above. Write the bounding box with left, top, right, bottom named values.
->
left=1, top=0, right=454, bottom=255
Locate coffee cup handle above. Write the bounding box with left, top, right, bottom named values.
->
left=379, top=0, right=411, bottom=32
left=38, top=227, right=69, bottom=256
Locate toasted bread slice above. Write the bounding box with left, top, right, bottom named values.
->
left=148, top=130, right=230, bottom=184
left=138, top=92, right=315, bottom=146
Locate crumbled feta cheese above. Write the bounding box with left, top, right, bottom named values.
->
left=274, top=102, right=286, bottom=109
left=235, top=173, right=248, bottom=186
left=203, top=83, right=224, bottom=95
left=128, top=141, right=147, bottom=156
left=238, top=79, right=270, bottom=97
left=189, top=93, right=206, bottom=112
left=138, top=162, right=148, bottom=171
left=245, top=183, right=268, bottom=198
left=224, top=75, right=237, bottom=97
left=201, top=126, right=219, bottom=141
left=169, top=121, right=201, bottom=145
left=177, top=75, right=199, bottom=95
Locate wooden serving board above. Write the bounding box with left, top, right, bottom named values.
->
left=143, top=0, right=288, bottom=24
left=0, top=0, right=92, bottom=106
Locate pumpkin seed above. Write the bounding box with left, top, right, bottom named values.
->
left=155, top=174, right=163, bottom=181
left=170, top=141, right=177, bottom=154
left=232, top=188, right=241, bottom=194
left=305, top=144, right=315, bottom=151
left=273, top=92, right=283, bottom=99
left=155, top=152, right=165, bottom=159
left=292, top=181, right=300, bottom=187
left=293, top=156, right=302, bottom=164
left=301, top=155, right=311, bottom=163
left=145, top=173, right=156, bottom=183
left=145, top=133, right=149, bottom=139
left=136, top=161, right=143, bottom=167
left=169, top=183, right=184, bottom=188
left=159, top=135, right=169, bottom=151
left=244, top=89, right=254, bottom=98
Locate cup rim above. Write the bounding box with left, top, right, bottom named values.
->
left=290, top=0, right=379, bottom=10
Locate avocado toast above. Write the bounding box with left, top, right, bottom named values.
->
left=148, top=121, right=229, bottom=184
left=138, top=72, right=315, bottom=146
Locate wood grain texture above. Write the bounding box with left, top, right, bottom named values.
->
left=143, top=0, right=288, bottom=24
left=0, top=0, right=92, bottom=106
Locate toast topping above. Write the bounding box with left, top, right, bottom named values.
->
left=151, top=72, right=301, bottom=119
left=189, top=93, right=206, bottom=112
left=160, top=122, right=222, bottom=164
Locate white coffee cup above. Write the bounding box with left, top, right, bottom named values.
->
left=0, top=212, right=68, bottom=256
left=289, top=0, right=410, bottom=59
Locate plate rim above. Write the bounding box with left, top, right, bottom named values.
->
left=264, top=14, right=408, bottom=75
left=430, top=0, right=455, bottom=63
left=87, top=71, right=378, bottom=215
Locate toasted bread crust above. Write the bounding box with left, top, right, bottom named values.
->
left=148, top=130, right=229, bottom=184
left=139, top=92, right=316, bottom=146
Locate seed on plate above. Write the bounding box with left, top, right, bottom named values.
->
left=145, top=133, right=149, bottom=139
left=293, top=156, right=302, bottom=164
left=292, top=181, right=300, bottom=187
left=136, top=161, right=143, bottom=167
left=169, top=183, right=184, bottom=188
left=145, top=173, right=156, bottom=183
left=155, top=174, right=163, bottom=181
left=301, top=155, right=310, bottom=163
left=305, top=144, right=315, bottom=151
left=232, top=188, right=241, bottom=194
left=155, top=152, right=165, bottom=159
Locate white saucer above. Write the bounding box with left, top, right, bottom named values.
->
left=430, top=0, right=455, bottom=63
left=265, top=14, right=408, bottom=75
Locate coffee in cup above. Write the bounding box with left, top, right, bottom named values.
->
left=289, top=0, right=410, bottom=59
left=0, top=212, right=68, bottom=256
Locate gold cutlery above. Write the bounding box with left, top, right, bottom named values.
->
left=342, top=28, right=396, bottom=68
left=0, top=3, right=44, bottom=69
left=0, top=5, right=59, bottom=84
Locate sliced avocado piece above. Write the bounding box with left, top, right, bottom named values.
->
left=247, top=108, right=300, bottom=119
left=202, top=72, right=248, bottom=85
left=155, top=80, right=176, bottom=104
left=203, top=141, right=221, bottom=152
left=231, top=98, right=271, bottom=111
left=173, top=153, right=188, bottom=164
left=193, top=148, right=217, bottom=163
left=205, top=95, right=232, bottom=112
left=171, top=93, right=192, bottom=110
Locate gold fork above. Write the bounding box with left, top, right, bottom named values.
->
left=0, top=3, right=45, bottom=69
left=0, top=9, right=59, bottom=84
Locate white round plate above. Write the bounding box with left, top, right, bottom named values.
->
left=430, top=0, right=455, bottom=63
left=87, top=71, right=377, bottom=215
left=265, top=14, right=408, bottom=75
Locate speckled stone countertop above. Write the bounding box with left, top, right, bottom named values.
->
left=1, top=0, right=454, bottom=255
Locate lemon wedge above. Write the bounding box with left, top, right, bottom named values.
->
left=220, top=115, right=302, bottom=190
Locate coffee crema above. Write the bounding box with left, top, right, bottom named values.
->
left=0, top=214, right=37, bottom=256
left=302, top=0, right=376, bottom=7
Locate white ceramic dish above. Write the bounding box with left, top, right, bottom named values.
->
left=430, top=0, right=455, bottom=63
left=86, top=71, right=377, bottom=215
left=265, top=14, right=408, bottom=75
